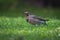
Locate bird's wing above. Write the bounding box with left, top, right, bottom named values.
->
left=29, top=14, right=49, bottom=21
left=31, top=15, right=48, bottom=21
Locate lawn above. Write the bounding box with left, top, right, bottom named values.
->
left=0, top=16, right=60, bottom=40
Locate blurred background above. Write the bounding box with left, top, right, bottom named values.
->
left=0, top=0, right=60, bottom=19
left=0, top=0, right=60, bottom=40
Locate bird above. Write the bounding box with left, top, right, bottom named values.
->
left=24, top=11, right=49, bottom=26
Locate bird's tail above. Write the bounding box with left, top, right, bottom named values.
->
left=44, top=19, right=49, bottom=21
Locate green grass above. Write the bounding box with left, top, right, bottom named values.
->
left=0, top=16, right=60, bottom=40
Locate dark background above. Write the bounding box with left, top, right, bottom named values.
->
left=0, top=0, right=60, bottom=19
left=0, top=0, right=60, bottom=10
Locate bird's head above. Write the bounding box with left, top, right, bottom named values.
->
left=24, top=11, right=30, bottom=16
